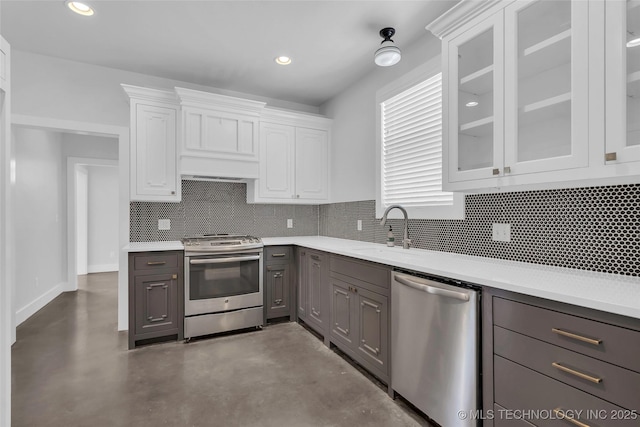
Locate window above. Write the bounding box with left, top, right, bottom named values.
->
left=376, top=63, right=464, bottom=220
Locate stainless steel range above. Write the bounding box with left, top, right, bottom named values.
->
left=182, top=234, right=263, bottom=341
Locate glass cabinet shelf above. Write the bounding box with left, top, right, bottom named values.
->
left=519, top=92, right=570, bottom=127
left=520, top=29, right=571, bottom=81
left=459, top=116, right=494, bottom=137
left=460, top=65, right=493, bottom=95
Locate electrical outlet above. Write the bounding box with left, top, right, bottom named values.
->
left=287, top=219, right=293, bottom=228
left=357, top=220, right=362, bottom=231
left=158, top=219, right=171, bottom=230
left=492, top=223, right=511, bottom=242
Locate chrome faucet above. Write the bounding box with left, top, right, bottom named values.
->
left=380, top=205, right=411, bottom=249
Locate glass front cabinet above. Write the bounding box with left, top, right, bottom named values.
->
left=606, top=0, right=640, bottom=164
left=432, top=0, right=640, bottom=192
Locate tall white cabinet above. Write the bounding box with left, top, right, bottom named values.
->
left=429, top=0, right=640, bottom=192
left=122, top=85, right=180, bottom=202
left=247, top=109, right=331, bottom=204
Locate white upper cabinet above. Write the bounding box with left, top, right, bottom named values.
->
left=429, top=0, right=640, bottom=192
left=247, top=109, right=331, bottom=204
left=295, top=127, right=329, bottom=200
left=175, top=88, right=265, bottom=179
left=436, top=0, right=591, bottom=191
left=122, top=85, right=180, bottom=202
left=605, top=0, right=640, bottom=165
left=447, top=11, right=504, bottom=183
left=503, top=0, right=589, bottom=176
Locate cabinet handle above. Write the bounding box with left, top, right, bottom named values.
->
left=552, top=328, right=602, bottom=346
left=147, top=261, right=167, bottom=266
left=172, top=274, right=177, bottom=279
left=553, top=408, right=590, bottom=427
left=503, top=166, right=511, bottom=174
left=296, top=194, right=300, bottom=198
left=310, top=255, right=320, bottom=261
left=551, top=362, right=602, bottom=384
left=271, top=253, right=286, bottom=257
left=171, top=191, right=176, bottom=195
left=605, top=152, right=617, bottom=161
left=492, top=168, right=500, bottom=175
left=311, top=309, right=320, bottom=316
left=274, top=273, right=283, bottom=278
left=274, top=299, right=282, bottom=305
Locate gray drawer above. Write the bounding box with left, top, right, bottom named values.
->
left=133, top=252, right=180, bottom=271
left=494, top=326, right=640, bottom=411
left=494, top=403, right=537, bottom=427
left=493, top=297, right=640, bottom=373
left=495, top=356, right=638, bottom=427
left=265, top=246, right=291, bottom=262
left=330, top=255, right=390, bottom=292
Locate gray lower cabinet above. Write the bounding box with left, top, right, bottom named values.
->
left=329, top=255, right=390, bottom=383
left=128, top=251, right=184, bottom=349
left=297, top=248, right=329, bottom=337
left=484, top=288, right=640, bottom=427
left=264, top=246, right=294, bottom=322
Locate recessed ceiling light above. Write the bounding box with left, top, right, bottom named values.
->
left=627, top=37, right=640, bottom=48
left=66, top=1, right=95, bottom=16
left=275, top=56, right=292, bottom=65
left=465, top=101, right=479, bottom=107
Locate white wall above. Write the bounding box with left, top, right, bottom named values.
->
left=320, top=35, right=442, bottom=203
left=12, top=127, right=67, bottom=324
left=12, top=50, right=319, bottom=128
left=87, top=165, right=119, bottom=273
left=75, top=166, right=88, bottom=275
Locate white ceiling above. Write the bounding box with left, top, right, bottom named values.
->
left=0, top=0, right=457, bottom=107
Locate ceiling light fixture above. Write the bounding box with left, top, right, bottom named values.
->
left=275, top=56, right=292, bottom=65
left=627, top=37, right=640, bottom=48
left=66, top=1, right=94, bottom=16
left=374, top=27, right=401, bottom=67
left=465, top=101, right=479, bottom=107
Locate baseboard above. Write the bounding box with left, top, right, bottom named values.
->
left=87, top=263, right=118, bottom=273
left=15, top=282, right=67, bottom=326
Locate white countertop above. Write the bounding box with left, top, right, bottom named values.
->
left=263, top=236, right=640, bottom=320
left=124, top=236, right=640, bottom=320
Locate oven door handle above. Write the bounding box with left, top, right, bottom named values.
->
left=189, top=255, right=261, bottom=265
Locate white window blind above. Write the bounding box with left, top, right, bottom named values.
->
left=380, top=72, right=453, bottom=207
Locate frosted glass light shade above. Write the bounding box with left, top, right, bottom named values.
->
left=375, top=41, right=402, bottom=67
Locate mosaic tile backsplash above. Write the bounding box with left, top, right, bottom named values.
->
left=319, top=185, right=640, bottom=276
left=130, top=180, right=318, bottom=241
left=131, top=181, right=640, bottom=276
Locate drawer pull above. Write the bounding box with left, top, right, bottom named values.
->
left=553, top=408, right=590, bottom=427
left=271, top=253, right=286, bottom=257
left=147, top=261, right=167, bottom=266
left=552, top=328, right=602, bottom=346
left=551, top=362, right=602, bottom=384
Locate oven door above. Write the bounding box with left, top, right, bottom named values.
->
left=185, top=250, right=263, bottom=316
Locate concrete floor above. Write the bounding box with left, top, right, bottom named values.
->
left=12, top=272, right=432, bottom=427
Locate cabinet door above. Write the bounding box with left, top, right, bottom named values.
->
left=133, top=104, right=178, bottom=201
left=294, top=127, right=328, bottom=200
left=134, top=273, right=179, bottom=336
left=356, top=287, right=388, bottom=374
left=606, top=0, right=640, bottom=164
left=259, top=122, right=295, bottom=199
left=297, top=250, right=308, bottom=320
left=504, top=0, right=589, bottom=175
left=183, top=107, right=258, bottom=159
left=266, top=263, right=290, bottom=319
left=330, top=279, right=357, bottom=349
left=307, top=251, right=327, bottom=330
left=447, top=12, right=504, bottom=183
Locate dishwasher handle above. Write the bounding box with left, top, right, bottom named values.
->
left=394, top=274, right=470, bottom=302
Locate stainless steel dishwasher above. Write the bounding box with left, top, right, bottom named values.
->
left=391, top=270, right=480, bottom=427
